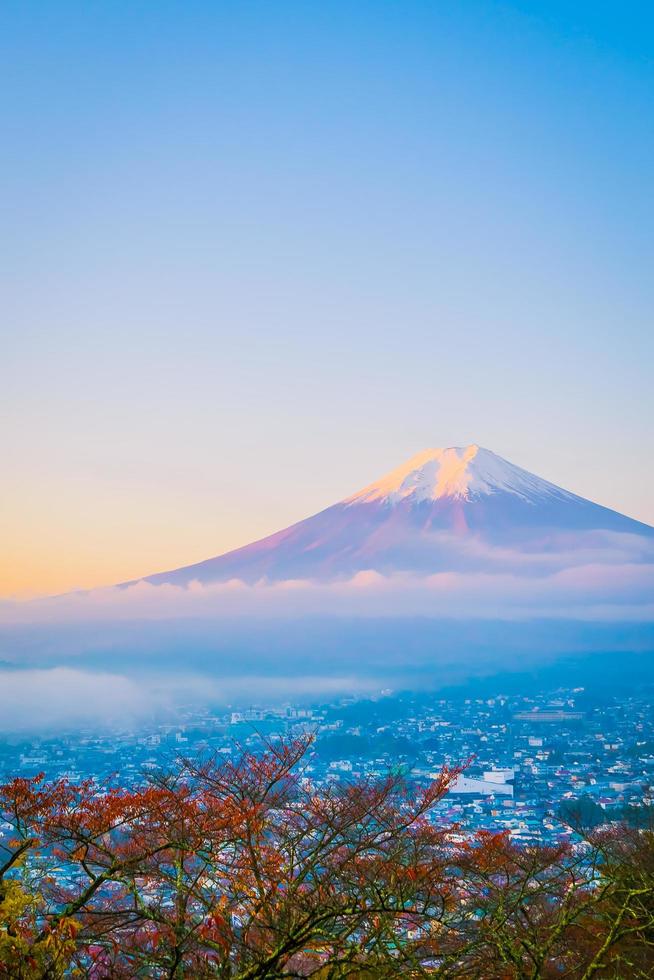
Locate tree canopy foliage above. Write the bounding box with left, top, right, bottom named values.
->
left=1, top=737, right=653, bottom=978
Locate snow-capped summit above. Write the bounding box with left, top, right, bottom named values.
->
left=347, top=444, right=573, bottom=506
left=136, top=444, right=654, bottom=587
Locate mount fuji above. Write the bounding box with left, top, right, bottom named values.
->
left=140, top=445, right=654, bottom=587
left=2, top=446, right=653, bottom=712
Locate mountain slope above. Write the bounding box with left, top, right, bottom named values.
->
left=140, top=445, right=654, bottom=587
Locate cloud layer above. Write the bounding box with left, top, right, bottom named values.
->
left=0, top=668, right=153, bottom=732
left=0, top=667, right=374, bottom=733
left=2, top=556, right=653, bottom=627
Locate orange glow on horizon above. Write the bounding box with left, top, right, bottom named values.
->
left=1, top=508, right=274, bottom=599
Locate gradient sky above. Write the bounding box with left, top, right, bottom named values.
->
left=2, top=0, right=653, bottom=597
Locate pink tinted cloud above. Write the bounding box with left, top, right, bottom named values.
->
left=1, top=557, right=652, bottom=625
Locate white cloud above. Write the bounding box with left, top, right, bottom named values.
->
left=0, top=668, right=375, bottom=733
left=0, top=668, right=153, bottom=732
left=1, top=557, right=653, bottom=626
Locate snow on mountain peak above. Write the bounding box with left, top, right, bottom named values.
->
left=346, top=445, right=569, bottom=506
left=134, top=442, right=652, bottom=589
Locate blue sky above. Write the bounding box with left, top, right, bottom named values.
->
left=2, top=1, right=653, bottom=594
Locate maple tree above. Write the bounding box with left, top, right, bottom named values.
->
left=1, top=737, right=653, bottom=978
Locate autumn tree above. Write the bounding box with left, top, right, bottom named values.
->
left=2, top=739, right=654, bottom=978
left=1, top=739, right=461, bottom=977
